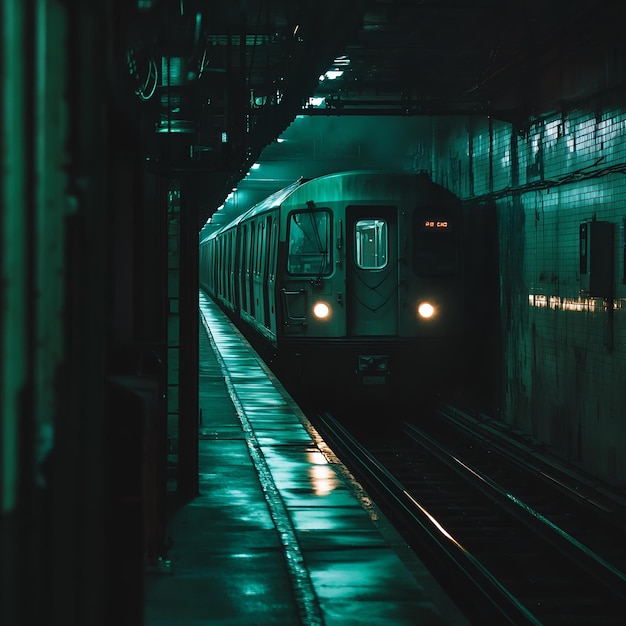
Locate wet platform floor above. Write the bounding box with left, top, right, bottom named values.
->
left=142, top=292, right=470, bottom=625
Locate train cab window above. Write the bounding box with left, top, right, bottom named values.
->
left=413, top=215, right=457, bottom=276
left=287, top=209, right=332, bottom=275
left=355, top=219, right=388, bottom=269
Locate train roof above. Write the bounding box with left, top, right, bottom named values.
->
left=201, top=169, right=453, bottom=243
left=202, top=177, right=306, bottom=241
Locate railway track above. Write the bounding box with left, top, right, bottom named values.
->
left=310, top=406, right=626, bottom=625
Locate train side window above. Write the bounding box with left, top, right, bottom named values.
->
left=355, top=219, right=388, bottom=269
left=287, top=209, right=332, bottom=275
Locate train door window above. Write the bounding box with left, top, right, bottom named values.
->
left=287, top=208, right=332, bottom=276
left=355, top=219, right=388, bottom=269
left=268, top=215, right=277, bottom=279
left=413, top=215, right=456, bottom=276
left=250, top=223, right=261, bottom=276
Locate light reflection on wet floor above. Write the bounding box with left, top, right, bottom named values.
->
left=143, top=293, right=471, bottom=625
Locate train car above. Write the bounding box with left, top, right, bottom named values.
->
left=199, top=170, right=465, bottom=401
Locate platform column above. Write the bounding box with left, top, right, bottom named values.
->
left=176, top=175, right=199, bottom=501
left=164, top=177, right=198, bottom=501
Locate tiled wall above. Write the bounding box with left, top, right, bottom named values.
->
left=432, top=110, right=626, bottom=486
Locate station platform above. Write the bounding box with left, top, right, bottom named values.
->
left=143, top=291, right=470, bottom=625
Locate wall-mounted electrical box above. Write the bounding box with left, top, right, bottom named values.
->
left=579, top=219, right=614, bottom=298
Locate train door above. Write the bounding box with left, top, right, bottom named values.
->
left=215, top=238, right=221, bottom=297
left=238, top=224, right=248, bottom=313
left=263, top=214, right=277, bottom=335
left=229, top=230, right=237, bottom=309
left=248, top=222, right=256, bottom=316
left=253, top=218, right=265, bottom=327
left=225, top=232, right=233, bottom=305
left=346, top=205, right=399, bottom=335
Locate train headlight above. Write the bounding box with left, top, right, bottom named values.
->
left=313, top=301, right=331, bottom=320
left=417, top=301, right=436, bottom=319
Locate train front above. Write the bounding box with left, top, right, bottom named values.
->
left=274, top=172, right=466, bottom=402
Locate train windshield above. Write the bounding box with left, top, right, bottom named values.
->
left=287, top=209, right=332, bottom=276
left=413, top=215, right=457, bottom=276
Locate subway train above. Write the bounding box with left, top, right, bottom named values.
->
left=199, top=170, right=466, bottom=401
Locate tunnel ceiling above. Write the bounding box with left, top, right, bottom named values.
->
left=119, top=0, right=620, bottom=228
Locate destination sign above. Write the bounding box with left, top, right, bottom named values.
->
left=423, top=220, right=449, bottom=229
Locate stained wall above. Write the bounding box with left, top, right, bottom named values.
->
left=432, top=110, right=626, bottom=486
